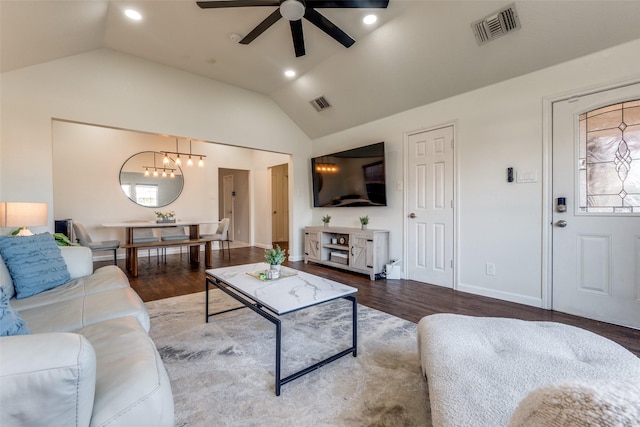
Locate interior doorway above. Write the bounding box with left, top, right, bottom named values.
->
left=218, top=168, right=250, bottom=246
left=271, top=163, right=289, bottom=252
left=406, top=125, right=455, bottom=287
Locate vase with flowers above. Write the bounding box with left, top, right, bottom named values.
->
left=155, top=210, right=176, bottom=223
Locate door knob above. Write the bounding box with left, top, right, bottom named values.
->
left=409, top=213, right=416, bottom=218
left=555, top=220, right=567, bottom=228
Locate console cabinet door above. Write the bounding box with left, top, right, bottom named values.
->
left=305, top=231, right=321, bottom=261
left=350, top=235, right=370, bottom=272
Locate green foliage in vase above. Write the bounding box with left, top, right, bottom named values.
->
left=264, top=244, right=286, bottom=265
left=321, top=215, right=331, bottom=224
left=359, top=215, right=370, bottom=225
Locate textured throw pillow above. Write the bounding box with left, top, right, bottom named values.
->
left=0, top=286, right=30, bottom=335
left=509, top=380, right=640, bottom=427
left=0, top=233, right=71, bottom=299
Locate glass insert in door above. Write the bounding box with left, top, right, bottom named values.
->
left=578, top=100, right=640, bottom=213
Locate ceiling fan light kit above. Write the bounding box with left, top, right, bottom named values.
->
left=196, top=0, right=390, bottom=57
left=280, top=0, right=305, bottom=21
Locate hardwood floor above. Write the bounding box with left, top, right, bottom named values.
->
left=96, top=246, right=640, bottom=357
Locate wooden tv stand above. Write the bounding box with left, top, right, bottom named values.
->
left=304, top=226, right=389, bottom=280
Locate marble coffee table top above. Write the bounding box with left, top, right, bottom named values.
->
left=206, top=263, right=357, bottom=315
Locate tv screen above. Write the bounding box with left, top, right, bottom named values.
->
left=311, top=142, right=387, bottom=207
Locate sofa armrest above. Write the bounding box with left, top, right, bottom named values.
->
left=60, top=246, right=94, bottom=279
left=0, top=333, right=97, bottom=427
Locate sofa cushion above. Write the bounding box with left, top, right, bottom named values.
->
left=0, top=233, right=70, bottom=299
left=75, top=316, right=174, bottom=427
left=10, top=265, right=130, bottom=312
left=18, top=287, right=150, bottom=333
left=0, top=332, right=96, bottom=427
left=0, top=287, right=29, bottom=336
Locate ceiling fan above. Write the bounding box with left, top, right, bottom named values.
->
left=196, top=0, right=390, bottom=57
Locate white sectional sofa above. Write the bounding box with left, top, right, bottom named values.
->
left=0, top=242, right=174, bottom=427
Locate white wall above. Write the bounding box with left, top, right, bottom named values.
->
left=0, top=49, right=310, bottom=256
left=312, top=38, right=640, bottom=307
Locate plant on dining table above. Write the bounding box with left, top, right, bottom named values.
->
left=154, top=210, right=176, bottom=223
left=154, top=210, right=175, bottom=219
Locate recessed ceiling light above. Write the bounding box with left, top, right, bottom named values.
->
left=363, top=14, right=377, bottom=25
left=284, top=70, right=296, bottom=78
left=124, top=9, right=142, bottom=21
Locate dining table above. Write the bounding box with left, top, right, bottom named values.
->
left=102, top=220, right=218, bottom=275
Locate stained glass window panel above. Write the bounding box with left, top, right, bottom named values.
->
left=579, top=100, right=640, bottom=214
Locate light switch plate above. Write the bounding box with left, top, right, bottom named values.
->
left=516, top=170, right=537, bottom=183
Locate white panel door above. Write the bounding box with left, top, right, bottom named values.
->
left=407, top=126, right=454, bottom=287
left=552, top=82, right=640, bottom=329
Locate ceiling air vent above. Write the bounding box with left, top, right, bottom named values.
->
left=310, top=96, right=332, bottom=112
left=472, top=4, right=520, bottom=45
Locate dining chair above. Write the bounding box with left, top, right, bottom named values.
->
left=133, top=229, right=160, bottom=262
left=200, top=218, right=231, bottom=258
left=72, top=222, right=120, bottom=265
left=160, top=227, right=190, bottom=261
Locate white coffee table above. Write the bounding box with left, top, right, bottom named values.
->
left=206, top=263, right=358, bottom=396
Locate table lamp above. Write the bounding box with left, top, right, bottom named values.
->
left=0, top=202, right=48, bottom=236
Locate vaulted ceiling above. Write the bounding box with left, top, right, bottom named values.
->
left=3, top=1, right=640, bottom=139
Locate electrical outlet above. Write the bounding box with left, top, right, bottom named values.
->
left=486, top=263, right=496, bottom=276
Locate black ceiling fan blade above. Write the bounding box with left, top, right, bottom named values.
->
left=239, top=8, right=282, bottom=44
left=290, top=20, right=306, bottom=57
left=304, top=8, right=355, bottom=48
left=197, top=0, right=279, bottom=9
left=305, top=0, right=389, bottom=8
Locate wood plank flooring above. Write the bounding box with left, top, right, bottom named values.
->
left=96, top=246, right=640, bottom=357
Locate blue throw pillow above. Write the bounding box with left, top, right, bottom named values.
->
left=0, top=286, right=30, bottom=335
left=0, top=233, right=71, bottom=299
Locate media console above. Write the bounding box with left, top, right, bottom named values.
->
left=304, top=226, right=389, bottom=280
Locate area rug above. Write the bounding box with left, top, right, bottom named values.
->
left=145, top=291, right=431, bottom=426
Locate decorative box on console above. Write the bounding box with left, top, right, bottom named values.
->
left=330, top=252, right=348, bottom=265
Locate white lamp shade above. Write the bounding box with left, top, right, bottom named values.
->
left=0, top=202, right=48, bottom=228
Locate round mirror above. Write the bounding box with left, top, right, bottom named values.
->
left=119, top=151, right=184, bottom=207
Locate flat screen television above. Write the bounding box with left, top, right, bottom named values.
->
left=311, top=142, right=387, bottom=207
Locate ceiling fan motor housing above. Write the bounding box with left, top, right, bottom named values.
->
left=280, top=0, right=305, bottom=21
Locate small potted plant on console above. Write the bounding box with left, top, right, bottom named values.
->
left=321, top=214, right=331, bottom=227
left=264, top=244, right=286, bottom=279
left=359, top=215, right=369, bottom=230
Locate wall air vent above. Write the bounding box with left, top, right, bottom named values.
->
left=472, top=4, right=520, bottom=45
left=310, top=96, right=332, bottom=112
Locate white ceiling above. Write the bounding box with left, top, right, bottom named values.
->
left=3, top=0, right=640, bottom=139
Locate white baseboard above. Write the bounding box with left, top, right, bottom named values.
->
left=456, top=282, right=543, bottom=308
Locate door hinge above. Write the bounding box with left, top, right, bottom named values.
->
left=450, top=259, right=454, bottom=268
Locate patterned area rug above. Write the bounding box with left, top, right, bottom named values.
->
left=145, top=291, right=431, bottom=426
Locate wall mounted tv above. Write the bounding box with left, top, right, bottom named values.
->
left=311, top=142, right=387, bottom=207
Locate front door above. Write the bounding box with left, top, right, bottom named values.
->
left=552, top=82, right=640, bottom=329
left=407, top=126, right=454, bottom=287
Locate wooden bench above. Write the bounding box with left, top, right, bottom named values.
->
left=121, top=237, right=216, bottom=277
